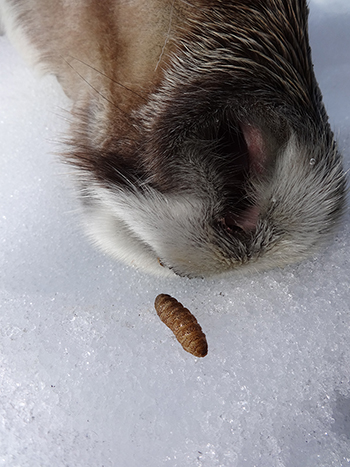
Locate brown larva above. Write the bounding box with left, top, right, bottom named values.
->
left=154, top=294, right=208, bottom=358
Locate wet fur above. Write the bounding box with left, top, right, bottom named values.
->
left=0, top=0, right=346, bottom=277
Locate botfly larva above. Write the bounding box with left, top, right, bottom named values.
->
left=155, top=294, right=208, bottom=357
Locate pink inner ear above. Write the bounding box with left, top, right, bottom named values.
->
left=223, top=204, right=260, bottom=233
left=237, top=204, right=260, bottom=231
left=241, top=123, right=267, bottom=175
left=220, top=122, right=267, bottom=234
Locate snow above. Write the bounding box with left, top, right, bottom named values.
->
left=0, top=1, right=350, bottom=466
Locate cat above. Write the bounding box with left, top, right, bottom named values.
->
left=0, top=0, right=346, bottom=278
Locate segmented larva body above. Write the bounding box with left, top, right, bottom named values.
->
left=154, top=294, right=208, bottom=357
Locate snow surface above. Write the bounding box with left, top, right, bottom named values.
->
left=0, top=1, right=350, bottom=466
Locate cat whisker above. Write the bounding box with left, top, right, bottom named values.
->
left=66, top=55, right=147, bottom=102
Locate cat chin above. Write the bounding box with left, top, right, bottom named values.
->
left=76, top=131, right=344, bottom=279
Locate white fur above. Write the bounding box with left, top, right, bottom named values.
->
left=81, top=182, right=212, bottom=277
left=0, top=0, right=44, bottom=73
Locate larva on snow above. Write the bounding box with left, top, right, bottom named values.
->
left=155, top=294, right=208, bottom=358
